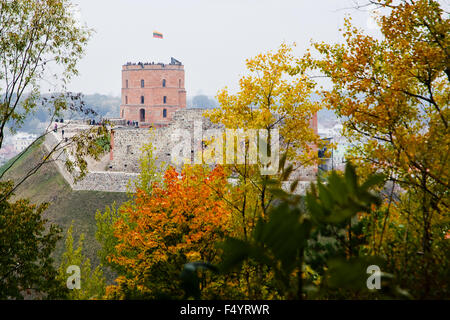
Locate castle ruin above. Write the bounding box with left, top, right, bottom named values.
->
left=43, top=58, right=317, bottom=194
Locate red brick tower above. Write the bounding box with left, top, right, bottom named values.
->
left=120, top=58, right=186, bottom=127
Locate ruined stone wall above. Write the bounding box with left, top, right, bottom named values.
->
left=42, top=112, right=316, bottom=194
left=110, top=108, right=222, bottom=172
left=43, top=130, right=139, bottom=193
left=110, top=108, right=316, bottom=180
left=72, top=171, right=139, bottom=193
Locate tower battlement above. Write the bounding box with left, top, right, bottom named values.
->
left=122, top=62, right=184, bottom=71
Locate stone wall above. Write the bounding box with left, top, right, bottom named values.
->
left=72, top=171, right=139, bottom=193
left=110, top=108, right=317, bottom=181
left=43, top=130, right=138, bottom=193
left=110, top=108, right=223, bottom=172
left=43, top=109, right=317, bottom=194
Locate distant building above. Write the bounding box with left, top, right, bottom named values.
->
left=0, top=145, right=15, bottom=166
left=0, top=132, right=37, bottom=166
left=318, top=137, right=333, bottom=172
left=119, top=58, right=186, bottom=127
left=318, top=123, right=349, bottom=171
left=11, top=132, right=38, bottom=153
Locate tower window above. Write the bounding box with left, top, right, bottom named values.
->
left=125, top=96, right=128, bottom=104
left=163, top=96, right=167, bottom=104
left=163, top=109, right=167, bottom=118
left=126, top=79, right=128, bottom=88
left=141, top=96, right=144, bottom=104
left=162, top=79, right=166, bottom=87
left=141, top=79, right=144, bottom=88
left=179, top=79, right=181, bottom=88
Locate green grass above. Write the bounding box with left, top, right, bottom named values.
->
left=0, top=139, right=129, bottom=282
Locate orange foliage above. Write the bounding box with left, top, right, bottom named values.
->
left=105, top=165, right=232, bottom=298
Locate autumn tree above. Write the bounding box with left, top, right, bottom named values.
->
left=104, top=165, right=232, bottom=299
left=305, top=0, right=449, bottom=298
left=58, top=224, right=106, bottom=300
left=0, top=0, right=89, bottom=146
left=204, top=43, right=322, bottom=234
left=207, top=43, right=322, bottom=174
left=0, top=0, right=110, bottom=298
left=182, top=163, right=414, bottom=299
left=96, top=140, right=165, bottom=277
left=0, top=181, right=63, bottom=299
left=203, top=44, right=323, bottom=297
left=0, top=0, right=110, bottom=186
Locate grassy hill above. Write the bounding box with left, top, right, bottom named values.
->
left=0, top=138, right=129, bottom=277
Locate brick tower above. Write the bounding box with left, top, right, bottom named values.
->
left=119, top=58, right=186, bottom=127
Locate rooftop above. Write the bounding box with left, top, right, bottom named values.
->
left=123, top=57, right=183, bottom=68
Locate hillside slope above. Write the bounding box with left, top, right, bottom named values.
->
left=0, top=139, right=129, bottom=271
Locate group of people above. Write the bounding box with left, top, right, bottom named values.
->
left=126, top=120, right=138, bottom=127
left=89, top=119, right=106, bottom=126
left=53, top=122, right=66, bottom=141
left=54, top=119, right=63, bottom=133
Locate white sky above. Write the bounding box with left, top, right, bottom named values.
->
left=67, top=0, right=383, bottom=97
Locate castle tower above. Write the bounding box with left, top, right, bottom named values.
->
left=119, top=58, right=186, bottom=127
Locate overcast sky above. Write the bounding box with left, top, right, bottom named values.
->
left=67, top=0, right=383, bottom=97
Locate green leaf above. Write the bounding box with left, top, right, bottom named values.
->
left=345, top=163, right=357, bottom=194
left=360, top=173, right=385, bottom=191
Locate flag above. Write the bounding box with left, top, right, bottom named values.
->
left=153, top=31, right=163, bottom=39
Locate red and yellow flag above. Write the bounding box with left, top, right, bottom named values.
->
left=153, top=31, right=163, bottom=39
